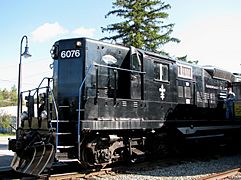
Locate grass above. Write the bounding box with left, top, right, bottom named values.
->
left=0, top=133, right=15, bottom=137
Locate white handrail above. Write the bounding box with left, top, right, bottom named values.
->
left=77, top=64, right=93, bottom=160
left=49, top=87, right=59, bottom=152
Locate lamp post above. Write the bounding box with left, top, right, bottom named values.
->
left=17, top=35, right=32, bottom=128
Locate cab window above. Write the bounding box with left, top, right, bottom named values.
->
left=131, top=53, right=141, bottom=71
left=154, top=62, right=169, bottom=82
left=177, top=64, right=192, bottom=79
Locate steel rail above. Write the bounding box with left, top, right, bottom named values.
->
left=199, top=168, right=241, bottom=180
left=48, top=168, right=113, bottom=180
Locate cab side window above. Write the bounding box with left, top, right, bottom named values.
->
left=131, top=53, right=141, bottom=71
left=154, top=62, right=169, bottom=82
left=177, top=64, right=192, bottom=79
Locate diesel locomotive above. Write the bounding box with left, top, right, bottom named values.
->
left=8, top=37, right=241, bottom=176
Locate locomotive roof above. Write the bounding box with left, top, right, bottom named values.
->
left=202, top=65, right=233, bottom=81
left=54, top=37, right=236, bottom=81
left=142, top=50, right=175, bottom=62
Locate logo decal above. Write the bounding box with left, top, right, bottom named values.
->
left=159, top=84, right=166, bottom=100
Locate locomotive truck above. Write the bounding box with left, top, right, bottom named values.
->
left=8, top=37, right=241, bottom=176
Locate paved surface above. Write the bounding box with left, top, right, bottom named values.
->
left=0, top=136, right=14, bottom=167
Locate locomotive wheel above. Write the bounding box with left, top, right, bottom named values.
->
left=80, top=145, right=96, bottom=167
left=79, top=135, right=125, bottom=168
left=80, top=142, right=110, bottom=168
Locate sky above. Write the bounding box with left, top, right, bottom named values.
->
left=0, top=0, right=241, bottom=90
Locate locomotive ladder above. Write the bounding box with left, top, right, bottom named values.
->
left=51, top=103, right=78, bottom=161
left=48, top=86, right=77, bottom=161
left=51, top=64, right=93, bottom=162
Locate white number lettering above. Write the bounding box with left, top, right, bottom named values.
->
left=71, top=50, right=75, bottom=57
left=60, top=49, right=81, bottom=59
left=75, top=50, right=80, bottom=57
left=61, top=51, right=66, bottom=58
left=66, top=50, right=71, bottom=58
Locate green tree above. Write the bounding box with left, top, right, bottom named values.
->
left=1, top=88, right=9, bottom=99
left=101, top=0, right=180, bottom=54
left=10, top=85, right=18, bottom=105
left=0, top=85, right=18, bottom=107
left=177, top=55, right=199, bottom=64
left=0, top=110, right=11, bottom=129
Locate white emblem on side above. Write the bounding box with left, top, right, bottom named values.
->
left=159, top=84, right=166, bottom=100
left=102, top=54, right=117, bottom=64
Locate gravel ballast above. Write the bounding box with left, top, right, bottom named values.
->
left=91, top=153, right=241, bottom=180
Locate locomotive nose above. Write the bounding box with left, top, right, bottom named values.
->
left=11, top=143, right=54, bottom=176
left=9, top=127, right=55, bottom=176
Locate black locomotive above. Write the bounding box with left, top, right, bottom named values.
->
left=8, top=37, right=241, bottom=175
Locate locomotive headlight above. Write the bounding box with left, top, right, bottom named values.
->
left=50, top=45, right=58, bottom=59
left=76, top=41, right=82, bottom=48
left=50, top=46, right=55, bottom=57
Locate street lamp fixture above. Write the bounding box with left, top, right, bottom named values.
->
left=17, top=35, right=32, bottom=128
left=22, top=46, right=32, bottom=58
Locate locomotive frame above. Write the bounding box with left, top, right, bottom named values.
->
left=8, top=37, right=241, bottom=176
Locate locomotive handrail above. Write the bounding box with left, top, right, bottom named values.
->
left=20, top=77, right=53, bottom=95
left=93, top=62, right=146, bottom=74
left=20, top=77, right=53, bottom=124
left=77, top=63, right=94, bottom=160
left=49, top=86, right=59, bottom=151
left=21, top=86, right=48, bottom=94
left=21, top=77, right=59, bottom=150
left=33, top=77, right=53, bottom=96
left=94, top=62, right=145, bottom=100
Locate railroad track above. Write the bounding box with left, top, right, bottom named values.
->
left=48, top=168, right=114, bottom=180
left=0, top=165, right=113, bottom=180
left=2, top=150, right=240, bottom=179
left=48, top=163, right=241, bottom=180
left=199, top=168, right=241, bottom=180
left=46, top=159, right=175, bottom=179
left=0, top=157, right=186, bottom=179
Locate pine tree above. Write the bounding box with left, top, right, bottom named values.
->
left=101, top=0, right=180, bottom=54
